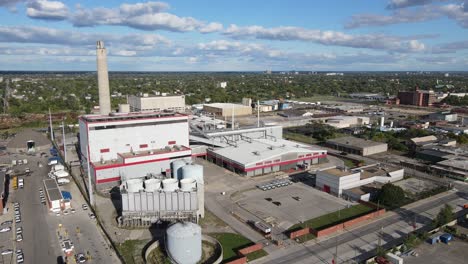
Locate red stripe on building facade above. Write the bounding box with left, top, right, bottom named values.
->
left=96, top=176, right=121, bottom=184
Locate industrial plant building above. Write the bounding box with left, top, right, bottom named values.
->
left=203, top=103, right=252, bottom=117
left=190, top=125, right=328, bottom=176
left=326, top=136, right=388, bottom=156
left=119, top=161, right=205, bottom=227
left=316, top=164, right=404, bottom=200
left=427, top=111, right=458, bottom=122
left=78, top=111, right=191, bottom=190
left=127, top=94, right=186, bottom=112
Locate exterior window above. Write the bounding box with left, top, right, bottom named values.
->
left=168, top=141, right=176, bottom=145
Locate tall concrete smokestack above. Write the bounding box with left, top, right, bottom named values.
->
left=96, top=41, right=111, bottom=115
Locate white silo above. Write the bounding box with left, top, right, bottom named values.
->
left=144, top=179, right=161, bottom=192
left=180, top=178, right=197, bottom=192
left=171, top=159, right=187, bottom=180
left=166, top=222, right=202, bottom=264
left=163, top=178, right=179, bottom=192
left=126, top=179, right=144, bottom=193
left=181, top=164, right=204, bottom=184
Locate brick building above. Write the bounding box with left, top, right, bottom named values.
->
left=397, top=89, right=436, bottom=107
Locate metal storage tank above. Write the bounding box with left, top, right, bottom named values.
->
left=163, top=179, right=179, bottom=192
left=144, top=179, right=161, bottom=192
left=166, top=222, right=202, bottom=264
left=126, top=179, right=144, bottom=193
left=180, top=178, right=197, bottom=192
left=181, top=164, right=204, bottom=184
left=171, top=159, right=187, bottom=180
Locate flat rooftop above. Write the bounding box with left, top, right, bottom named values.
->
left=322, top=164, right=401, bottom=178
left=327, top=136, right=387, bottom=148
left=43, top=179, right=63, bottom=201
left=119, top=145, right=190, bottom=159
left=437, top=158, right=468, bottom=171
left=322, top=168, right=353, bottom=177
left=210, top=138, right=325, bottom=167
left=204, top=103, right=251, bottom=109
left=81, top=111, right=186, bottom=123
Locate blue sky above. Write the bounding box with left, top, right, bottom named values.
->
left=0, top=0, right=467, bottom=71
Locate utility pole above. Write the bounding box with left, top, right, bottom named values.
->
left=49, top=108, right=54, bottom=141
left=62, top=121, right=67, bottom=164
left=257, top=100, right=260, bottom=128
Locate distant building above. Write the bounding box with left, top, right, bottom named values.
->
left=216, top=82, right=227, bottom=88
left=416, top=145, right=468, bottom=182
left=325, top=116, right=370, bottom=128
left=398, top=89, right=436, bottom=107
left=316, top=164, right=404, bottom=199
left=326, top=136, right=388, bottom=156
left=242, top=97, right=252, bottom=107
left=127, top=94, right=185, bottom=112
left=203, top=103, right=252, bottom=117
left=427, top=111, right=458, bottom=122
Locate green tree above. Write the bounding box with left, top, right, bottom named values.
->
left=433, top=204, right=454, bottom=227
left=376, top=183, right=406, bottom=208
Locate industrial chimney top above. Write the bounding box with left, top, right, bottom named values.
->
left=97, top=41, right=105, bottom=49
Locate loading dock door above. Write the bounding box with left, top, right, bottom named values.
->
left=323, top=185, right=331, bottom=193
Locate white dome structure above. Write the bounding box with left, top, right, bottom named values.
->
left=162, top=178, right=179, bottom=192
left=126, top=179, right=144, bottom=193
left=166, top=222, right=202, bottom=264
left=180, top=178, right=197, bottom=192
left=144, top=179, right=161, bottom=192
left=181, top=164, right=204, bottom=184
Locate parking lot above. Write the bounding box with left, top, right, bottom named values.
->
left=404, top=239, right=468, bottom=264
left=235, top=182, right=354, bottom=229
left=0, top=146, right=119, bottom=264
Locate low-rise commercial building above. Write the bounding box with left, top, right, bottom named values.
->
left=325, top=116, right=370, bottom=128
left=427, top=111, right=458, bottom=122
left=316, top=164, right=404, bottom=199
left=127, top=94, right=186, bottom=112
left=326, top=137, right=388, bottom=156
left=203, top=103, right=252, bottom=117
left=43, top=178, right=64, bottom=212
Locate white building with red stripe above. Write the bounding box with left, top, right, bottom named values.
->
left=207, top=137, right=327, bottom=177
left=79, top=111, right=191, bottom=190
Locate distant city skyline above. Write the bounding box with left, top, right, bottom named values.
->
left=0, top=0, right=468, bottom=71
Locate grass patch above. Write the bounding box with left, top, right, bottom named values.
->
left=289, top=204, right=374, bottom=231
left=116, top=239, right=148, bottom=264
left=344, top=159, right=356, bottom=168
left=295, top=233, right=316, bottom=243
left=210, top=233, right=265, bottom=262
left=146, top=244, right=171, bottom=264
left=245, top=249, right=268, bottom=261
left=284, top=132, right=318, bottom=144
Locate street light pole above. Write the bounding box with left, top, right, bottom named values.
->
left=62, top=121, right=67, bottom=164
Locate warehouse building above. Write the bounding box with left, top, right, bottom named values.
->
left=78, top=111, right=191, bottom=190
left=326, top=136, right=388, bottom=156
left=325, top=116, right=370, bottom=128
left=316, top=164, right=404, bottom=200
left=207, top=138, right=327, bottom=176
left=203, top=103, right=252, bottom=117
left=127, top=94, right=186, bottom=112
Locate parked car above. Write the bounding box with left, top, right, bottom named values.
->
left=0, top=227, right=11, bottom=233
left=16, top=234, right=23, bottom=242
left=1, top=249, right=13, bottom=255
left=82, top=204, right=88, bottom=210
left=75, top=253, right=87, bottom=263
left=1, top=220, right=13, bottom=226
left=88, top=213, right=96, bottom=219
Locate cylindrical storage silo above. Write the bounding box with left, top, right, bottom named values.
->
left=180, top=178, right=197, bottom=192
left=144, top=179, right=161, bottom=192
left=171, top=159, right=187, bottom=180
left=181, top=164, right=204, bottom=184
left=126, top=179, right=144, bottom=193
left=162, top=178, right=179, bottom=192
left=166, top=222, right=202, bottom=264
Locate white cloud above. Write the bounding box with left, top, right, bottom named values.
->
left=69, top=1, right=222, bottom=33
left=346, top=7, right=441, bottom=28
left=223, top=24, right=427, bottom=53
left=386, top=0, right=438, bottom=9
left=0, top=0, right=24, bottom=10
left=26, top=0, right=68, bottom=20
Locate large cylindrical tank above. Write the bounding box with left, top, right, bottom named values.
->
left=181, top=164, right=204, bottom=184
left=126, top=179, right=144, bottom=193
left=162, top=178, right=179, bottom=192
left=144, top=179, right=161, bottom=192
left=166, top=222, right=202, bottom=264
left=180, top=178, right=197, bottom=192
left=171, top=159, right=187, bottom=180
